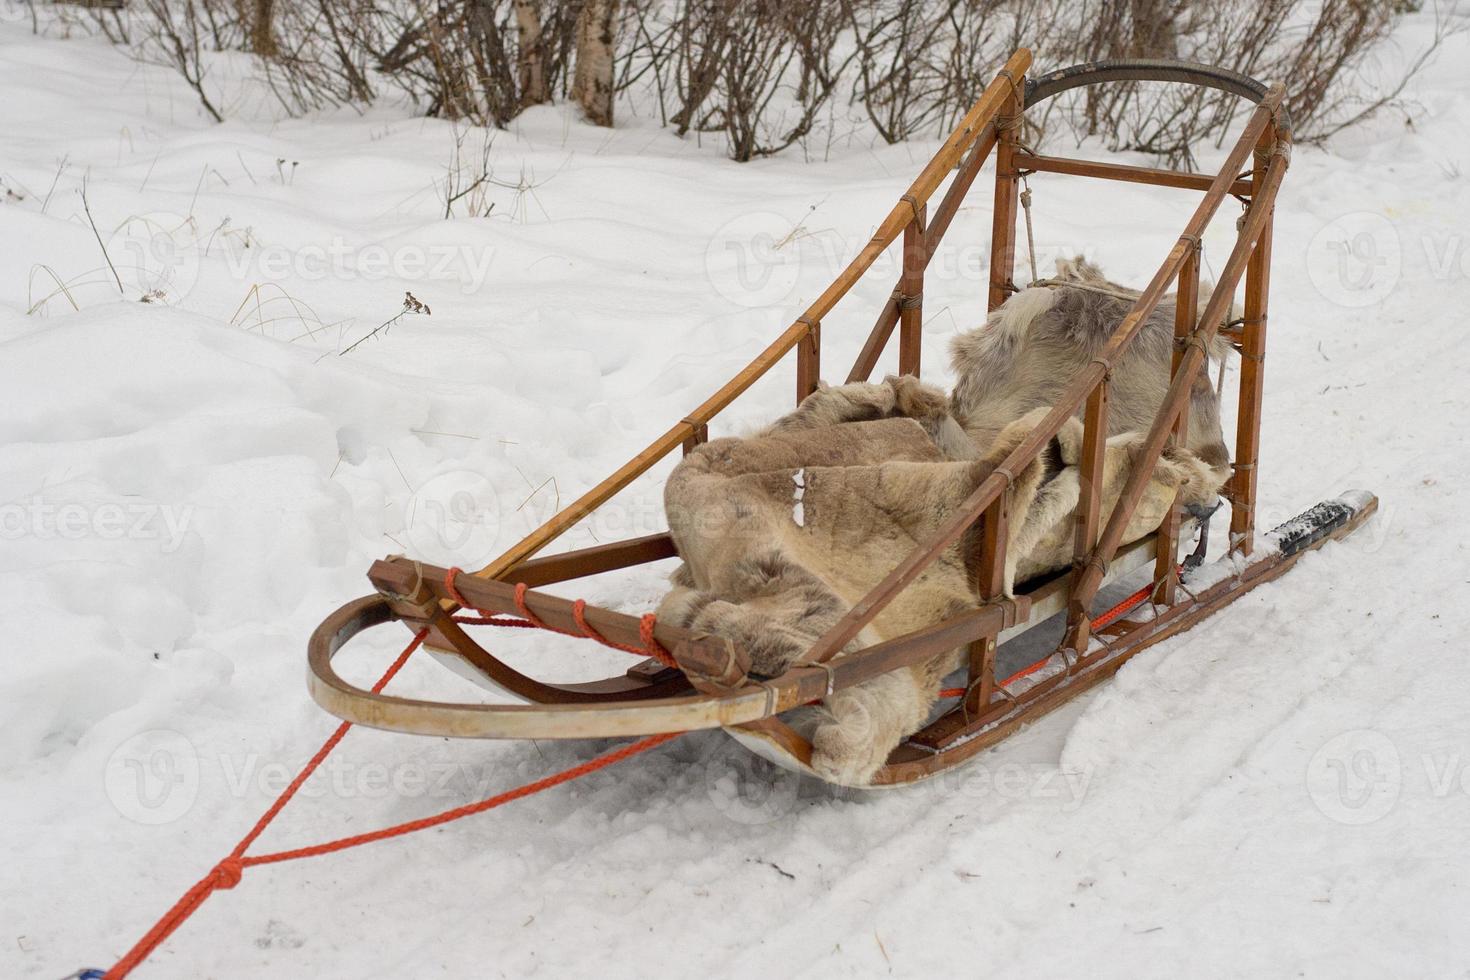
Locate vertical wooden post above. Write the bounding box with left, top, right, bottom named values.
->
left=681, top=419, right=708, bottom=456
left=966, top=490, right=1009, bottom=716
left=1062, top=379, right=1109, bottom=658
left=965, top=635, right=996, bottom=716
left=796, top=318, right=821, bottom=404
left=987, top=80, right=1022, bottom=313
left=898, top=203, right=927, bottom=377
left=1230, top=126, right=1275, bottom=555
left=1153, top=241, right=1200, bottom=604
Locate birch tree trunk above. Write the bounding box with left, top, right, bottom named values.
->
left=249, top=0, right=276, bottom=57
left=571, top=0, right=618, bottom=127
left=513, top=0, right=548, bottom=107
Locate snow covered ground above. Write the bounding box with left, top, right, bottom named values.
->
left=3, top=8, right=1468, bottom=978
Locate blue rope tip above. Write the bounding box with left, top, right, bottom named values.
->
left=67, top=970, right=107, bottom=980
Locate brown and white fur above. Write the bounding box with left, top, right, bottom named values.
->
left=951, top=256, right=1233, bottom=485
left=656, top=262, right=1232, bottom=785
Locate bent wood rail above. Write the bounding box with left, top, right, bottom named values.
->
left=310, top=52, right=1345, bottom=786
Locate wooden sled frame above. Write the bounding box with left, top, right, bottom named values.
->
left=310, top=50, right=1379, bottom=786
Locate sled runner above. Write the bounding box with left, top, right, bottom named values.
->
left=309, top=50, right=1378, bottom=787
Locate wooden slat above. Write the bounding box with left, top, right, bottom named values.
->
left=1063, top=379, right=1110, bottom=655
left=1230, top=127, right=1277, bottom=554
left=846, top=295, right=900, bottom=384
left=1153, top=242, right=1200, bottom=605
left=796, top=318, right=821, bottom=404
left=898, top=204, right=926, bottom=377
left=681, top=419, right=708, bottom=456
left=963, top=635, right=996, bottom=717
left=509, top=533, right=678, bottom=588
left=1013, top=151, right=1254, bottom=197
left=988, top=83, right=1022, bottom=311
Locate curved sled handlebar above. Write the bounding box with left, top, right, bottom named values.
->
left=1025, top=59, right=1292, bottom=132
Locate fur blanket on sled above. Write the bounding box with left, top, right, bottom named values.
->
left=655, top=260, right=1232, bottom=785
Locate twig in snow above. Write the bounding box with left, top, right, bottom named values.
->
left=386, top=448, right=413, bottom=492
left=516, top=476, right=555, bottom=512
left=26, top=265, right=83, bottom=315
left=235, top=151, right=258, bottom=186
left=79, top=177, right=123, bottom=295
left=337, top=291, right=431, bottom=356
left=411, top=428, right=479, bottom=440
left=41, top=155, right=68, bottom=215
left=139, top=151, right=161, bottom=192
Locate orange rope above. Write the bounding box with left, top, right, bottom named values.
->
left=936, top=576, right=1160, bottom=701
left=102, top=626, right=678, bottom=979
left=442, top=566, right=679, bottom=670
left=105, top=571, right=1167, bottom=975
left=1091, top=579, right=1156, bottom=632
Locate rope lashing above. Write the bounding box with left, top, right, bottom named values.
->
left=1020, top=176, right=1038, bottom=285
left=443, top=566, right=678, bottom=670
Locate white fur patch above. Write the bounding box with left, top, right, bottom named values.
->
left=992, top=285, right=1057, bottom=340
left=791, top=468, right=806, bottom=526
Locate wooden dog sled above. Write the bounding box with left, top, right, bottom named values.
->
left=309, top=50, right=1378, bottom=787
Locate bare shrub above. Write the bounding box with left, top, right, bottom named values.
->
left=134, top=0, right=229, bottom=122
left=28, top=0, right=1462, bottom=165
left=361, top=1, right=585, bottom=126
left=622, top=0, right=851, bottom=159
